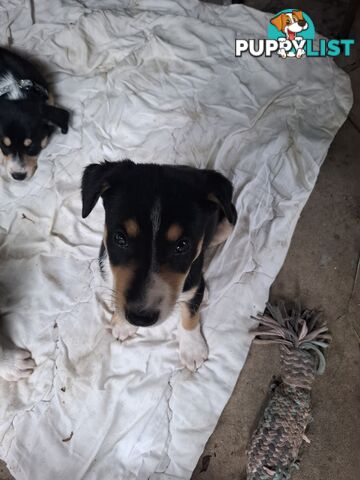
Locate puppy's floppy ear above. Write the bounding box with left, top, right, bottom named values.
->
left=204, top=170, right=237, bottom=225
left=42, top=105, right=69, bottom=134
left=270, top=13, right=286, bottom=32
left=81, top=160, right=134, bottom=218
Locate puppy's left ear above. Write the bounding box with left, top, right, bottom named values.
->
left=204, top=170, right=237, bottom=225
left=42, top=105, right=69, bottom=134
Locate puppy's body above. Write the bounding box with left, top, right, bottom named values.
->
left=0, top=47, right=69, bottom=180
left=82, top=161, right=237, bottom=370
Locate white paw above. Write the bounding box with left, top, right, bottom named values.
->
left=0, top=347, right=35, bottom=382
left=111, top=314, right=138, bottom=341
left=178, top=323, right=208, bottom=372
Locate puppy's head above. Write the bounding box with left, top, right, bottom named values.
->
left=82, top=160, right=236, bottom=328
left=270, top=10, right=308, bottom=40
left=0, top=99, right=69, bottom=181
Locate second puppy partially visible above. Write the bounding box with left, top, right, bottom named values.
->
left=0, top=47, right=69, bottom=181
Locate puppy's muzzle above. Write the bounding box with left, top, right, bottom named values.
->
left=126, top=308, right=160, bottom=327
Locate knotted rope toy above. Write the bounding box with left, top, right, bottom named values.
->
left=246, top=303, right=331, bottom=480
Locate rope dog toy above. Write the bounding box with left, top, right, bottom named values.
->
left=246, top=303, right=331, bottom=480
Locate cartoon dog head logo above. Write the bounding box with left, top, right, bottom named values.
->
left=268, top=9, right=315, bottom=58
left=271, top=10, right=308, bottom=41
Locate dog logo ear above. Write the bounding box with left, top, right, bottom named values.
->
left=205, top=170, right=237, bottom=225
left=81, top=160, right=134, bottom=218
left=42, top=105, right=69, bottom=134
left=293, top=10, right=304, bottom=21
left=270, top=13, right=285, bottom=32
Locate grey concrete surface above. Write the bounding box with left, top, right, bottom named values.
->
left=1, top=2, right=359, bottom=479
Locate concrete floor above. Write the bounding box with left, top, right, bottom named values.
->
left=1, top=2, right=359, bottom=480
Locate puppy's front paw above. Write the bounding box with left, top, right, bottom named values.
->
left=111, top=314, right=138, bottom=341
left=178, top=323, right=208, bottom=372
left=0, top=348, right=36, bottom=382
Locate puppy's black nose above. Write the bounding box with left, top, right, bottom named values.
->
left=126, top=309, right=159, bottom=327
left=298, top=19, right=306, bottom=27
left=11, top=172, right=27, bottom=181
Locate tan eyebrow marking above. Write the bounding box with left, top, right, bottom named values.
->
left=24, top=138, right=32, bottom=147
left=166, top=224, right=183, bottom=242
left=124, top=218, right=140, bottom=237
left=3, top=137, right=11, bottom=147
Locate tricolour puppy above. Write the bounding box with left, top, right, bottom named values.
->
left=0, top=47, right=69, bottom=181
left=81, top=160, right=237, bottom=371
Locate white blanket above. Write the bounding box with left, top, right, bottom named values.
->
left=0, top=1, right=352, bottom=479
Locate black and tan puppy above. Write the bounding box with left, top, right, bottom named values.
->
left=0, top=47, right=69, bottom=181
left=82, top=160, right=237, bottom=370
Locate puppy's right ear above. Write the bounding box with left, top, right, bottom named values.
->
left=81, top=160, right=134, bottom=218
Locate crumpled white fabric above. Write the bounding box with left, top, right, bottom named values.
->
left=0, top=1, right=352, bottom=479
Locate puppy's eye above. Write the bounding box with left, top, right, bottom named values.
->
left=0, top=144, right=9, bottom=153
left=113, top=231, right=128, bottom=248
left=0, top=146, right=10, bottom=155
left=26, top=145, right=39, bottom=156
left=174, top=238, right=190, bottom=255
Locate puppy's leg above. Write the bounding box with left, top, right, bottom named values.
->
left=178, top=279, right=208, bottom=371
left=111, top=312, right=138, bottom=341
left=0, top=344, right=35, bottom=382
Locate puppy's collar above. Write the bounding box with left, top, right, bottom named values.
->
left=0, top=78, right=48, bottom=99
